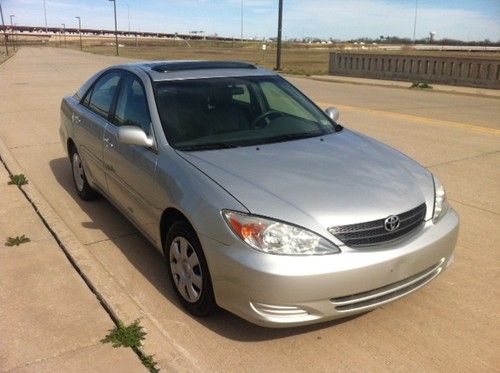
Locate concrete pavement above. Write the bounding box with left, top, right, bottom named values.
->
left=0, top=157, right=145, bottom=371
left=0, top=47, right=499, bottom=372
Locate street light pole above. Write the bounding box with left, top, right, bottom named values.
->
left=127, top=4, right=130, bottom=33
left=76, top=16, right=82, bottom=51
left=61, top=23, right=66, bottom=47
left=240, top=0, right=243, bottom=40
left=109, top=0, right=119, bottom=56
left=0, top=1, right=8, bottom=55
left=43, top=0, right=48, bottom=32
left=9, top=14, right=15, bottom=51
left=275, top=0, right=283, bottom=70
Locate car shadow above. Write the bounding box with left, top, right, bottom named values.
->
left=49, top=156, right=366, bottom=341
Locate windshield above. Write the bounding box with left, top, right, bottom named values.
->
left=154, top=75, right=336, bottom=151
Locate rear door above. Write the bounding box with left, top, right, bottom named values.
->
left=75, top=70, right=122, bottom=191
left=103, top=72, right=159, bottom=242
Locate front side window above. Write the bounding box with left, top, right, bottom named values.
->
left=113, top=75, right=151, bottom=132
left=87, top=71, right=121, bottom=118
left=260, top=81, right=316, bottom=121
left=154, top=75, right=335, bottom=151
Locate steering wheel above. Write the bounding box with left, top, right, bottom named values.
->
left=251, top=110, right=285, bottom=129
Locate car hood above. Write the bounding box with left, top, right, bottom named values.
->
left=177, top=129, right=434, bottom=233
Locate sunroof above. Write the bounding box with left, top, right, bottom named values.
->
left=151, top=61, right=257, bottom=73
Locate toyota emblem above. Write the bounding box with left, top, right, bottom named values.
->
left=384, top=215, right=400, bottom=232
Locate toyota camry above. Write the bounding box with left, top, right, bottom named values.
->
left=59, top=61, right=459, bottom=327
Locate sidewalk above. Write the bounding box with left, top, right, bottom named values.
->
left=0, top=165, right=145, bottom=372
left=308, top=75, right=500, bottom=99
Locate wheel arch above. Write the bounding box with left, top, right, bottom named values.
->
left=160, top=207, right=196, bottom=253
left=67, top=137, right=76, bottom=157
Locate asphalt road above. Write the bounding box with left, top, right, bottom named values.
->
left=1, top=47, right=499, bottom=372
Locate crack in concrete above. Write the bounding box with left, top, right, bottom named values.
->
left=84, top=231, right=140, bottom=246
left=426, top=150, right=500, bottom=168
left=449, top=198, right=500, bottom=217
left=8, top=142, right=61, bottom=150
left=4, top=341, right=102, bottom=372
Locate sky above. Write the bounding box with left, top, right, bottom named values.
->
left=1, top=0, right=499, bottom=41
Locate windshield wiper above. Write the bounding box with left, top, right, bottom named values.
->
left=260, top=132, right=321, bottom=145
left=176, top=142, right=239, bottom=151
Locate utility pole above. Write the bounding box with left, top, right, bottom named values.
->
left=109, top=0, right=119, bottom=55
left=240, top=0, right=243, bottom=40
left=0, top=1, right=8, bottom=56
left=61, top=23, right=66, bottom=47
left=76, top=16, right=82, bottom=51
left=412, top=0, right=418, bottom=43
left=275, top=0, right=283, bottom=70
left=43, top=0, right=48, bottom=32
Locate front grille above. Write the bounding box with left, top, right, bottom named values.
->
left=330, top=259, right=444, bottom=312
left=328, top=203, right=426, bottom=247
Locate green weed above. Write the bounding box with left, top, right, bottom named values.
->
left=101, top=319, right=146, bottom=348
left=140, top=354, right=160, bottom=373
left=101, top=319, right=159, bottom=372
left=8, top=174, right=28, bottom=186
left=410, top=81, right=433, bottom=89
left=5, top=235, right=31, bottom=246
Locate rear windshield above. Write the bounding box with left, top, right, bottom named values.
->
left=154, top=75, right=335, bottom=151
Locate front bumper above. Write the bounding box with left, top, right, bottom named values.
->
left=200, top=208, right=459, bottom=327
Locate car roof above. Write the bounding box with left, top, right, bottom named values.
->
left=120, top=60, right=277, bottom=82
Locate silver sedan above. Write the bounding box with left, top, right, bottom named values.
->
left=59, top=61, right=459, bottom=327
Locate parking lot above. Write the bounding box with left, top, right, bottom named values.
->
left=0, top=47, right=499, bottom=371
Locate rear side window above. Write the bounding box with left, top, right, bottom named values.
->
left=87, top=72, right=121, bottom=118
left=113, top=74, right=151, bottom=131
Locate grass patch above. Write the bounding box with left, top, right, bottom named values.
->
left=101, top=319, right=159, bottom=372
left=410, top=81, right=433, bottom=89
left=8, top=174, right=28, bottom=186
left=60, top=39, right=333, bottom=76
left=5, top=235, right=31, bottom=246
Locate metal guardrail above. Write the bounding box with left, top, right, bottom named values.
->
left=329, top=52, right=500, bottom=89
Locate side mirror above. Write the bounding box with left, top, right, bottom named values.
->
left=325, top=107, right=340, bottom=122
left=117, top=126, right=154, bottom=148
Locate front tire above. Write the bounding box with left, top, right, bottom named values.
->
left=165, top=221, right=216, bottom=316
left=70, top=147, right=98, bottom=201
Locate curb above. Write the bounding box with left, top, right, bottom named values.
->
left=306, top=76, right=500, bottom=100
left=0, top=135, right=198, bottom=371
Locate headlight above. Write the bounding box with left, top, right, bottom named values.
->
left=433, top=175, right=449, bottom=222
left=223, top=211, right=340, bottom=255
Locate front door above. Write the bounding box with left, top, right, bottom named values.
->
left=103, top=73, right=159, bottom=243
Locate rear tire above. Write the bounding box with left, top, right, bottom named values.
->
left=70, top=146, right=99, bottom=201
left=165, top=221, right=216, bottom=316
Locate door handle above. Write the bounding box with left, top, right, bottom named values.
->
left=71, top=113, right=81, bottom=124
left=103, top=137, right=114, bottom=148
